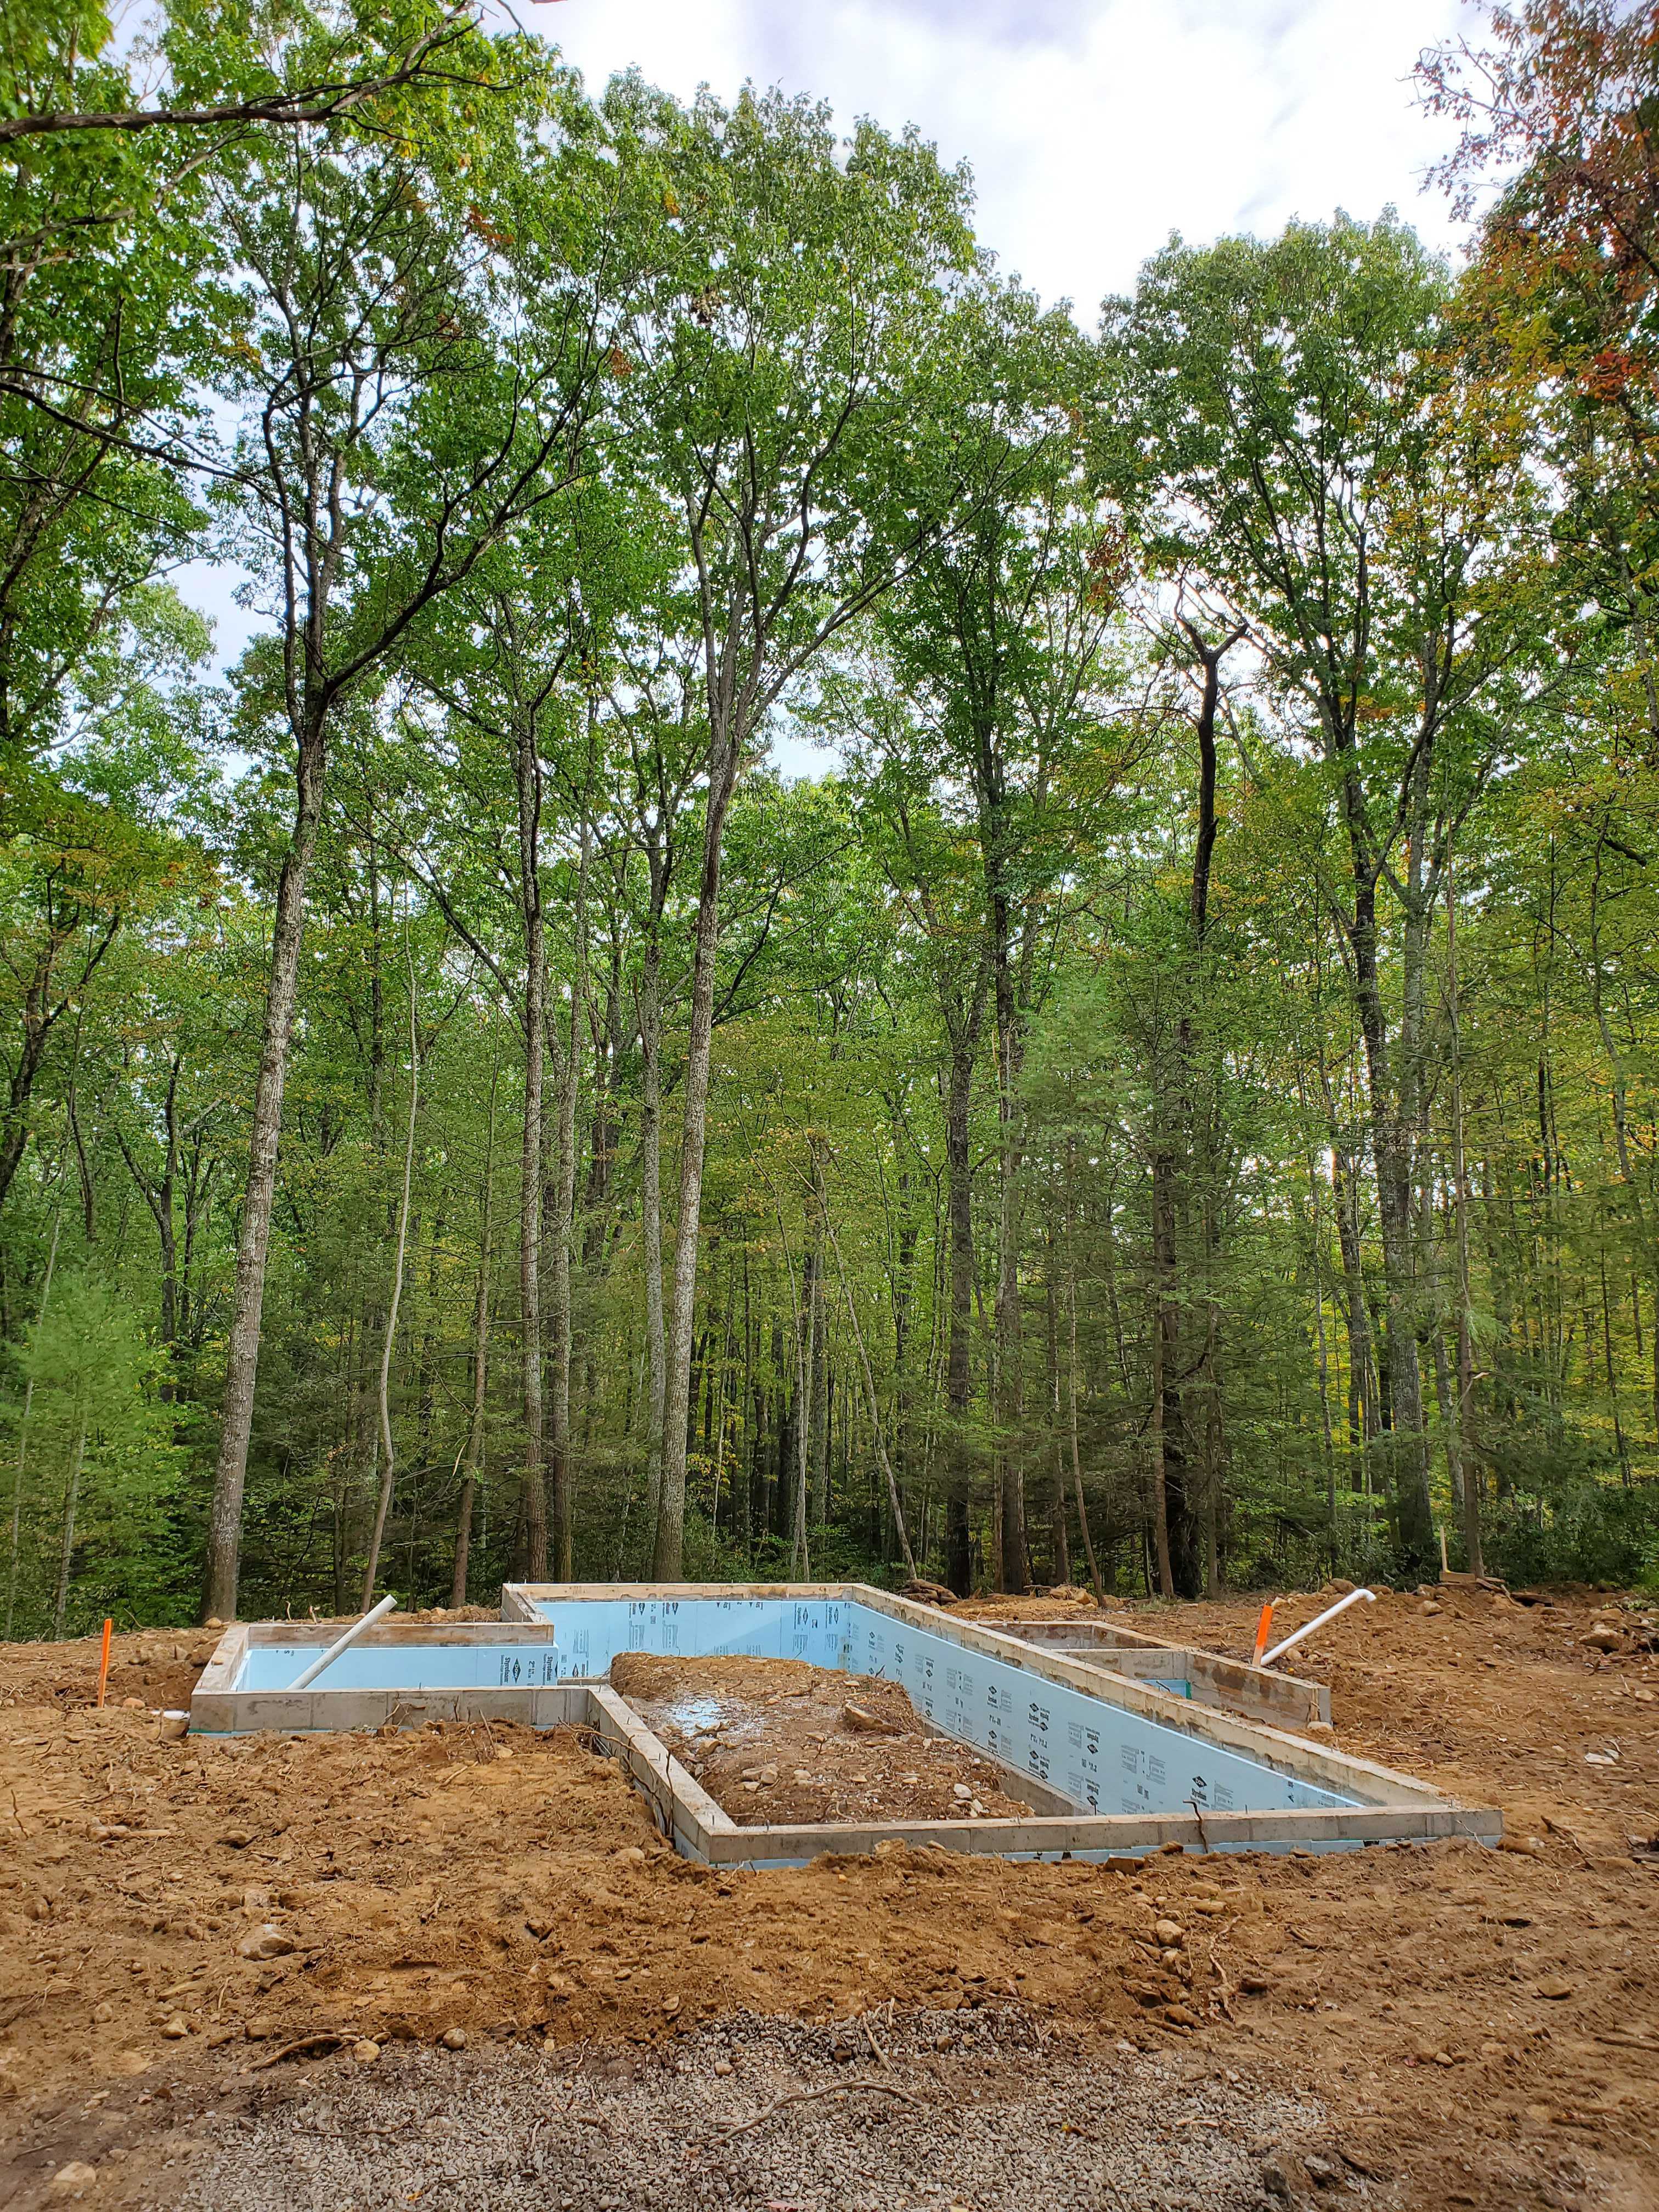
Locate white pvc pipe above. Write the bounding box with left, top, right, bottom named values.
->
left=288, top=1593, right=398, bottom=1690
left=1260, top=1585, right=1375, bottom=1668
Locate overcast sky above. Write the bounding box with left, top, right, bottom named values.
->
left=543, top=0, right=1469, bottom=311
left=181, top=0, right=1473, bottom=692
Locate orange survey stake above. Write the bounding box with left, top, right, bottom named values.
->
left=95, top=1617, right=112, bottom=1707
left=1251, top=1601, right=1274, bottom=1667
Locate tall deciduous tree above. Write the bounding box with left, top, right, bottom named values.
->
left=604, top=81, right=979, bottom=1577
left=1100, top=215, right=1559, bottom=1572
left=200, top=24, right=637, bottom=1618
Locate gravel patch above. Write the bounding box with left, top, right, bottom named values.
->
left=165, top=2008, right=1338, bottom=2212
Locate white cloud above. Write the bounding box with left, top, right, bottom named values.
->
left=544, top=0, right=1469, bottom=315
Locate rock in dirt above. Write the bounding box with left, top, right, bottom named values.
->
left=441, top=2027, right=466, bottom=2050
left=898, top=1579, right=957, bottom=1607
left=161, top=2016, right=190, bottom=2039
left=1498, top=1833, right=1546, bottom=1857
left=1535, top=1977, right=1574, bottom=2001
left=46, top=2162, right=98, bottom=2199
left=1583, top=1624, right=1624, bottom=1652
left=841, top=1702, right=901, bottom=1737
left=1261, top=2149, right=1313, bottom=2200
left=236, top=1924, right=296, bottom=1960
left=351, top=2040, right=381, bottom=2064
left=1154, top=1918, right=1184, bottom=1947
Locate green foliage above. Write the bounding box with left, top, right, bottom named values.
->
left=2, top=1271, right=186, bottom=1635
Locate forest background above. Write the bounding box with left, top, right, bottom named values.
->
left=5, top=0, right=1659, bottom=1637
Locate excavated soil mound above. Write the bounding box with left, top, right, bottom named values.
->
left=610, top=1652, right=1043, bottom=1825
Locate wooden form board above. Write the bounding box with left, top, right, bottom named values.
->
left=988, top=1617, right=1333, bottom=1729
left=190, top=1589, right=1500, bottom=1863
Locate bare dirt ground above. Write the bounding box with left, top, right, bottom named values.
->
left=611, top=1653, right=1040, bottom=1825
left=1, top=1582, right=1655, bottom=2211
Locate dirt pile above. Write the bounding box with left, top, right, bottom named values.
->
left=611, top=1652, right=1046, bottom=1825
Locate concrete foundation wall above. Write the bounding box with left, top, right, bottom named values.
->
left=838, top=1601, right=1352, bottom=1817
left=188, top=1584, right=1502, bottom=1866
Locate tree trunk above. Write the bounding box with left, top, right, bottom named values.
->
left=362, top=914, right=419, bottom=1606
left=1343, top=786, right=1435, bottom=1571
left=1330, top=1146, right=1377, bottom=1468
left=1066, top=1269, right=1104, bottom=1605
left=52, top=1401, right=88, bottom=1641
left=201, top=720, right=324, bottom=1622
left=822, top=1194, right=918, bottom=1576
left=1149, top=1136, right=1199, bottom=1594
left=943, top=1036, right=977, bottom=1595
left=546, top=816, right=589, bottom=1583
left=4, top=1199, right=61, bottom=1638
left=808, top=1204, right=831, bottom=1527
left=986, top=833, right=1029, bottom=1595
left=638, top=935, right=667, bottom=1562
left=452, top=1031, right=499, bottom=1607
left=1445, top=861, right=1483, bottom=1576
left=1149, top=1273, right=1175, bottom=1600
left=1044, top=1252, right=1068, bottom=1587
left=516, top=720, right=548, bottom=1581
left=653, top=724, right=743, bottom=1578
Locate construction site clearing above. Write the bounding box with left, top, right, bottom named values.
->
left=0, top=1582, right=1655, bottom=2212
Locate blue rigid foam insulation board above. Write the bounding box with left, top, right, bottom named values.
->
left=837, top=1603, right=1353, bottom=1818
left=525, top=1594, right=850, bottom=1677
left=233, top=1596, right=1357, bottom=1819
left=233, top=1596, right=850, bottom=1694
left=234, top=1640, right=568, bottom=1692
left=508, top=1593, right=1360, bottom=1820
